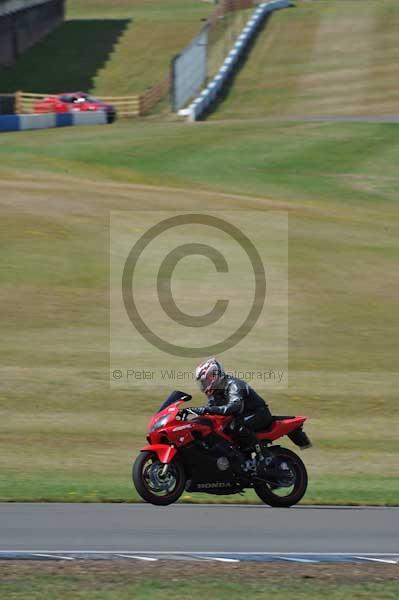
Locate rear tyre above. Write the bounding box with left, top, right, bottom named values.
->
left=254, top=446, right=308, bottom=507
left=106, top=110, right=116, bottom=124
left=132, top=451, right=186, bottom=506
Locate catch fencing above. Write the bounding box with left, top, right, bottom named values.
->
left=185, top=0, right=290, bottom=121
left=171, top=26, right=209, bottom=112
left=171, top=0, right=254, bottom=111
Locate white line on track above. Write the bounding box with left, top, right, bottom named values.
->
left=276, top=556, right=319, bottom=563
left=353, top=556, right=398, bottom=565
left=199, top=556, right=240, bottom=563
left=32, top=553, right=75, bottom=561
left=3, top=551, right=399, bottom=556
left=115, top=554, right=158, bottom=561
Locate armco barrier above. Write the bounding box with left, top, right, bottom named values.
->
left=184, top=0, right=290, bottom=121
left=65, top=111, right=107, bottom=126
left=19, top=112, right=56, bottom=130
left=0, top=111, right=107, bottom=133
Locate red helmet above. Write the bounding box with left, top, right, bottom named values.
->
left=195, top=357, right=225, bottom=396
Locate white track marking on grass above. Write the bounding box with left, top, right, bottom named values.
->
left=353, top=556, right=398, bottom=565
left=115, top=554, right=158, bottom=561
left=32, top=553, right=75, bottom=561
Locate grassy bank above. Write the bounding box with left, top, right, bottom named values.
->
left=1, top=561, right=399, bottom=599
left=0, top=118, right=398, bottom=504
left=0, top=0, right=210, bottom=95
left=213, top=0, right=399, bottom=119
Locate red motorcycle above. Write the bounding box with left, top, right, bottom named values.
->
left=132, top=391, right=312, bottom=507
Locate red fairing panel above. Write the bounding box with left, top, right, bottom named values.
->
left=257, top=417, right=307, bottom=441
left=140, top=444, right=177, bottom=463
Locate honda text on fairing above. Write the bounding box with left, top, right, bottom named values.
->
left=132, top=391, right=312, bottom=506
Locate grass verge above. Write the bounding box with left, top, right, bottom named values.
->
left=1, top=473, right=399, bottom=505
left=1, top=561, right=398, bottom=600
left=0, top=118, right=398, bottom=503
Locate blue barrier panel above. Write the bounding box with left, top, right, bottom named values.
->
left=56, top=112, right=73, bottom=127
left=0, top=114, right=20, bottom=132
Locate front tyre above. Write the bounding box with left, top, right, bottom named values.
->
left=254, top=446, right=308, bottom=507
left=132, top=451, right=186, bottom=506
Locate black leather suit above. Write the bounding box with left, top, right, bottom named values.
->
left=203, top=376, right=273, bottom=450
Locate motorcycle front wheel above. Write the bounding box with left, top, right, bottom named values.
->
left=254, top=446, right=308, bottom=507
left=132, top=451, right=186, bottom=506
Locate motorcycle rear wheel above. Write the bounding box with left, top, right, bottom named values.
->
left=254, top=446, right=308, bottom=507
left=132, top=451, right=186, bottom=506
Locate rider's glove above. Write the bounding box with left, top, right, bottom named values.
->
left=191, top=406, right=209, bottom=416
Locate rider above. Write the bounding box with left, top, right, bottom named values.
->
left=188, top=358, right=274, bottom=464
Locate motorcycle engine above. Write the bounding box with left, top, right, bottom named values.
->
left=216, top=456, right=230, bottom=471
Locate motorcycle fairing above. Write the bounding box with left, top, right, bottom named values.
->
left=179, top=434, right=245, bottom=488
left=140, top=444, right=177, bottom=464
left=156, top=390, right=192, bottom=414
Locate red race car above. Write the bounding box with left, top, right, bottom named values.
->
left=34, top=92, right=116, bottom=123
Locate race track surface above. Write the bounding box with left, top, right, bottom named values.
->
left=0, top=504, right=398, bottom=558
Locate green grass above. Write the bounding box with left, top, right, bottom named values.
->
left=0, top=118, right=398, bottom=504
left=213, top=0, right=399, bottom=119
left=0, top=0, right=210, bottom=95
left=1, top=570, right=399, bottom=600
left=1, top=473, right=398, bottom=506
left=1, top=0, right=399, bottom=505
left=1, top=119, right=399, bottom=206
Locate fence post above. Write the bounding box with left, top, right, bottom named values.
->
left=15, top=91, right=22, bottom=114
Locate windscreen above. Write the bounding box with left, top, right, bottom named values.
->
left=157, top=390, right=192, bottom=413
